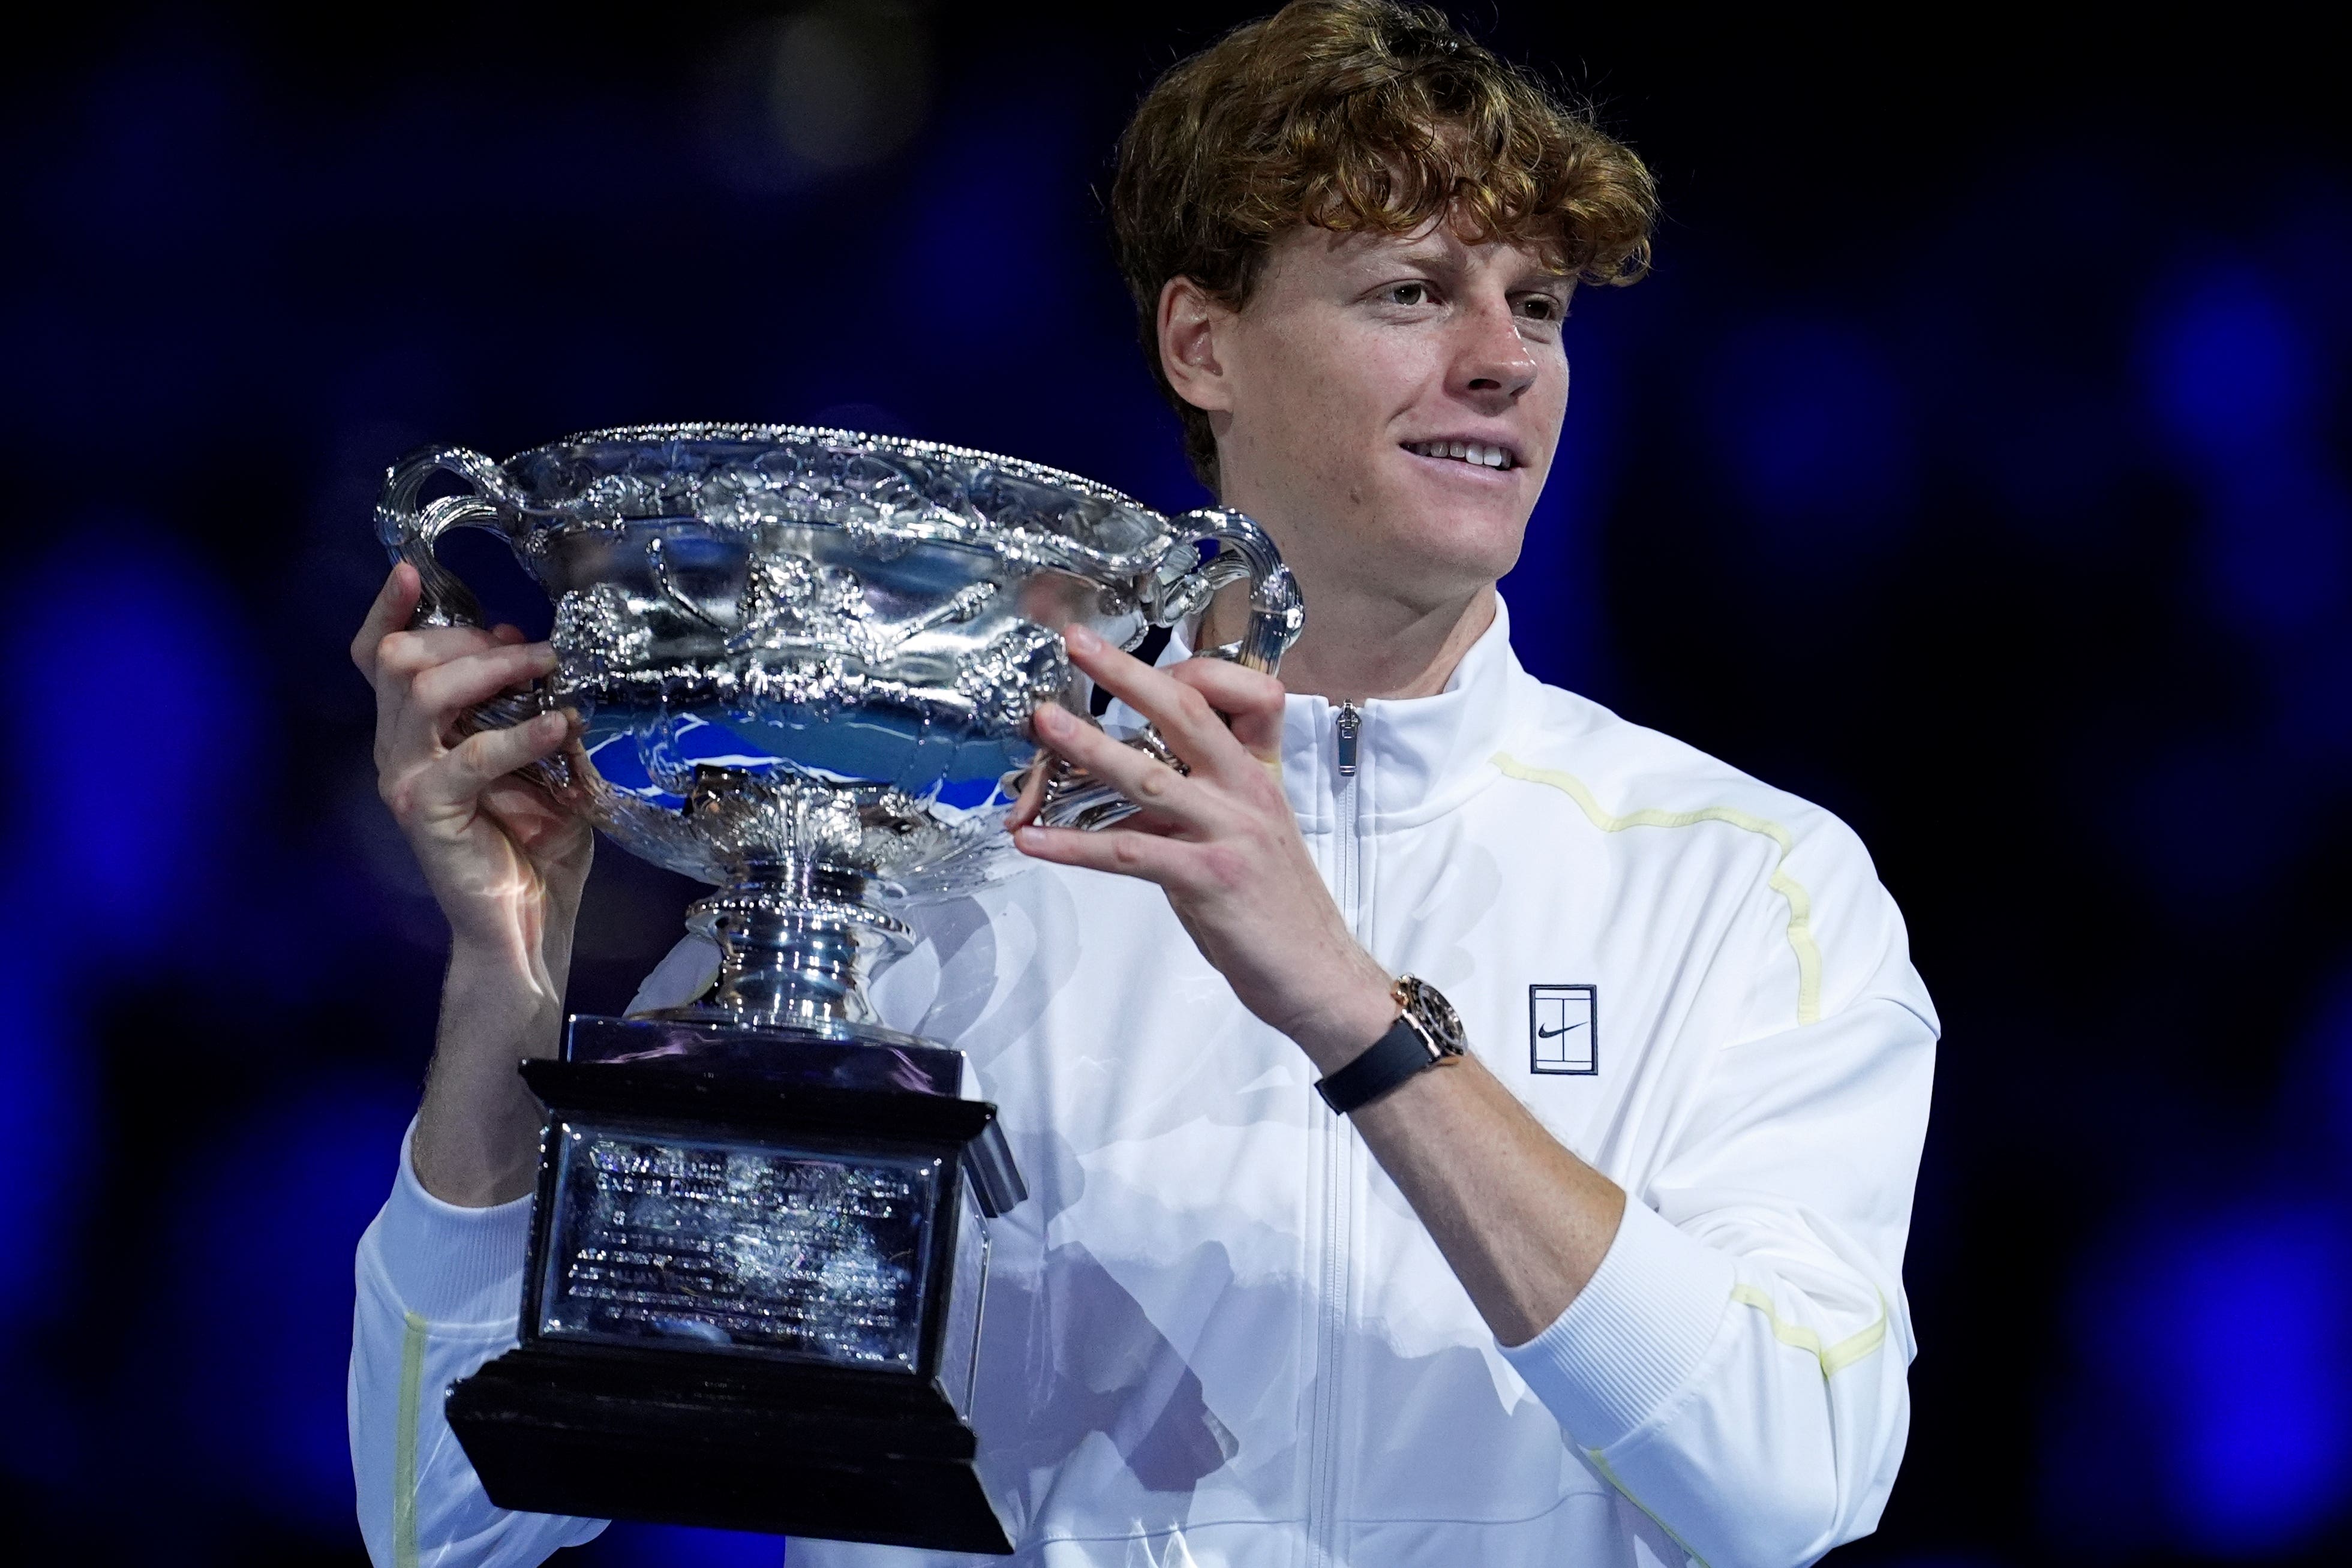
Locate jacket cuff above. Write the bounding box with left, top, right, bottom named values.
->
left=361, top=1118, right=535, bottom=1326
left=1498, top=1197, right=1736, bottom=1449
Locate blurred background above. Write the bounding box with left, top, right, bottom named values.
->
left=2, top=4, right=2347, bottom=1564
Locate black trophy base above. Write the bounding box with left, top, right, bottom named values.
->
left=450, top=1343, right=1014, bottom=1554
left=444, top=1031, right=1026, bottom=1555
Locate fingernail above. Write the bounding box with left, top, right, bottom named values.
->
left=1065, top=624, right=1101, bottom=654
left=1033, top=702, right=1068, bottom=732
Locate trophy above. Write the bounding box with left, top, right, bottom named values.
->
left=376, top=424, right=1302, bottom=1554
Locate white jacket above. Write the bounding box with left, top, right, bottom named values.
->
left=350, top=599, right=1938, bottom=1568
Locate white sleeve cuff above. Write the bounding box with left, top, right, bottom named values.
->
left=360, top=1118, right=535, bottom=1327
left=626, top=935, right=721, bottom=1016
left=1498, top=1196, right=1737, bottom=1450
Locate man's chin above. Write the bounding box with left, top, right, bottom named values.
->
left=1360, top=517, right=1527, bottom=602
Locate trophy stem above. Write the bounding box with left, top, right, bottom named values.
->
left=681, top=862, right=910, bottom=1029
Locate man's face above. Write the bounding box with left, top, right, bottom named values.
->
left=1192, top=221, right=1572, bottom=609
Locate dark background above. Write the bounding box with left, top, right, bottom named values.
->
left=2, top=5, right=2347, bottom=1565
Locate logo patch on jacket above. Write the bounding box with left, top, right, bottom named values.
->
left=1528, top=984, right=1597, bottom=1075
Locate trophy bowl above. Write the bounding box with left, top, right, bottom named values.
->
left=380, top=422, right=1301, bottom=1035
left=375, top=424, right=1302, bottom=1552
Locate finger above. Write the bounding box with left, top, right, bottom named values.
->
left=1002, top=748, right=1051, bottom=831
left=1011, top=822, right=1192, bottom=886
left=352, top=562, right=422, bottom=672
left=491, top=622, right=528, bottom=646
left=425, top=710, right=575, bottom=803
left=396, top=642, right=558, bottom=757
left=371, top=624, right=512, bottom=770
left=1063, top=625, right=1248, bottom=774
left=1163, top=657, right=1288, bottom=767
left=1029, top=702, right=1216, bottom=831
left=374, top=623, right=512, bottom=682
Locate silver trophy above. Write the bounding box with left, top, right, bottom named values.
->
left=375, top=423, right=1301, bottom=1553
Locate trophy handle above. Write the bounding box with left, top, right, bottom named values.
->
left=1142, top=508, right=1305, bottom=676
left=374, top=444, right=570, bottom=785
left=1035, top=507, right=1305, bottom=831
left=375, top=444, right=535, bottom=628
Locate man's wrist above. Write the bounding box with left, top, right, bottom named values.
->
left=1287, top=958, right=1404, bottom=1076
left=444, top=935, right=566, bottom=1010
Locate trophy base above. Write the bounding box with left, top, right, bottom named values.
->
left=448, top=1343, right=1013, bottom=1554
left=442, top=1017, right=1025, bottom=1554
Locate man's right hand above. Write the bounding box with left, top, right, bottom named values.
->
left=353, top=561, right=593, bottom=1204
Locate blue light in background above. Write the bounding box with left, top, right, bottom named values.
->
left=2140, top=269, right=2319, bottom=470
left=0, top=528, right=250, bottom=1338
left=1702, top=316, right=1917, bottom=562
left=1500, top=323, right=1623, bottom=697
left=2196, top=456, right=2352, bottom=636
left=889, top=112, right=1082, bottom=361
left=2137, top=267, right=2352, bottom=660
left=2272, top=627, right=2352, bottom=770
left=158, top=1077, right=419, bottom=1528
left=2160, top=1208, right=2351, bottom=1551
left=8, top=527, right=256, bottom=938
left=2068, top=1200, right=2352, bottom=1554
left=0, top=960, right=86, bottom=1333
left=592, top=1522, right=786, bottom=1567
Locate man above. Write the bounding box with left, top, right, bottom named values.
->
left=350, top=4, right=1937, bottom=1566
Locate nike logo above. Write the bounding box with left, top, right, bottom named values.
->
left=1536, top=1022, right=1587, bottom=1039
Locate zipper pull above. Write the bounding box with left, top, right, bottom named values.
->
left=1335, top=702, right=1361, bottom=778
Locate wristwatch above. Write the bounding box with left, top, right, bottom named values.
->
left=1315, top=975, right=1468, bottom=1115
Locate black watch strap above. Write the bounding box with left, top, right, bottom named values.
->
left=1317, top=1013, right=1441, bottom=1115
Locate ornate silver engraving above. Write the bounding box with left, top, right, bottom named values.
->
left=954, top=621, right=1067, bottom=733
left=552, top=582, right=654, bottom=678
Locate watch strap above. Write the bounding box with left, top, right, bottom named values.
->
left=1316, top=1013, right=1441, bottom=1115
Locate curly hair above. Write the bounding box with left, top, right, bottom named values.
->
left=1110, top=1, right=1659, bottom=487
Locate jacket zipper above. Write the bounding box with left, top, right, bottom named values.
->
left=1310, top=701, right=1363, bottom=1567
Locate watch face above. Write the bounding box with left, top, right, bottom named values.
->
left=1398, top=976, right=1468, bottom=1057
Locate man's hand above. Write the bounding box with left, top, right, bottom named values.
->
left=354, top=563, right=593, bottom=962
left=1010, top=624, right=1396, bottom=1072
left=1010, top=624, right=1624, bottom=1341
left=353, top=562, right=593, bottom=1204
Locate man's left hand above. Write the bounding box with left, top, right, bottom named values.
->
left=1009, top=624, right=1396, bottom=1071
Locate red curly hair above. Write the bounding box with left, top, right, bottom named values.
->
left=1111, top=1, right=1659, bottom=486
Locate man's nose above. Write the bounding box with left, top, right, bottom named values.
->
left=1451, top=302, right=1540, bottom=404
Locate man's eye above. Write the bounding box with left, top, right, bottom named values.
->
left=1387, top=282, right=1432, bottom=307
left=1518, top=296, right=1564, bottom=322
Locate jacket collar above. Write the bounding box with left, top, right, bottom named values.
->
left=1134, top=594, right=1534, bottom=836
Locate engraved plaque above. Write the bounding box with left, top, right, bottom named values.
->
left=537, top=1120, right=939, bottom=1370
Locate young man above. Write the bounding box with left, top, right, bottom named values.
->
left=350, top=4, right=1937, bottom=1566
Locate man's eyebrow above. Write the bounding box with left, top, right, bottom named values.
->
left=1348, top=233, right=1467, bottom=274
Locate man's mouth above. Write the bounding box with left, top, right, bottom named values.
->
left=1403, top=439, right=1517, bottom=471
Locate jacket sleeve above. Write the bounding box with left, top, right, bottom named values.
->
left=1498, top=823, right=1938, bottom=1568
left=349, top=1121, right=608, bottom=1568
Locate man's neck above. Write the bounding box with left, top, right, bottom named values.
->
left=1200, top=579, right=1496, bottom=702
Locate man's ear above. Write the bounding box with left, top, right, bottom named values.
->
left=1158, top=276, right=1234, bottom=414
